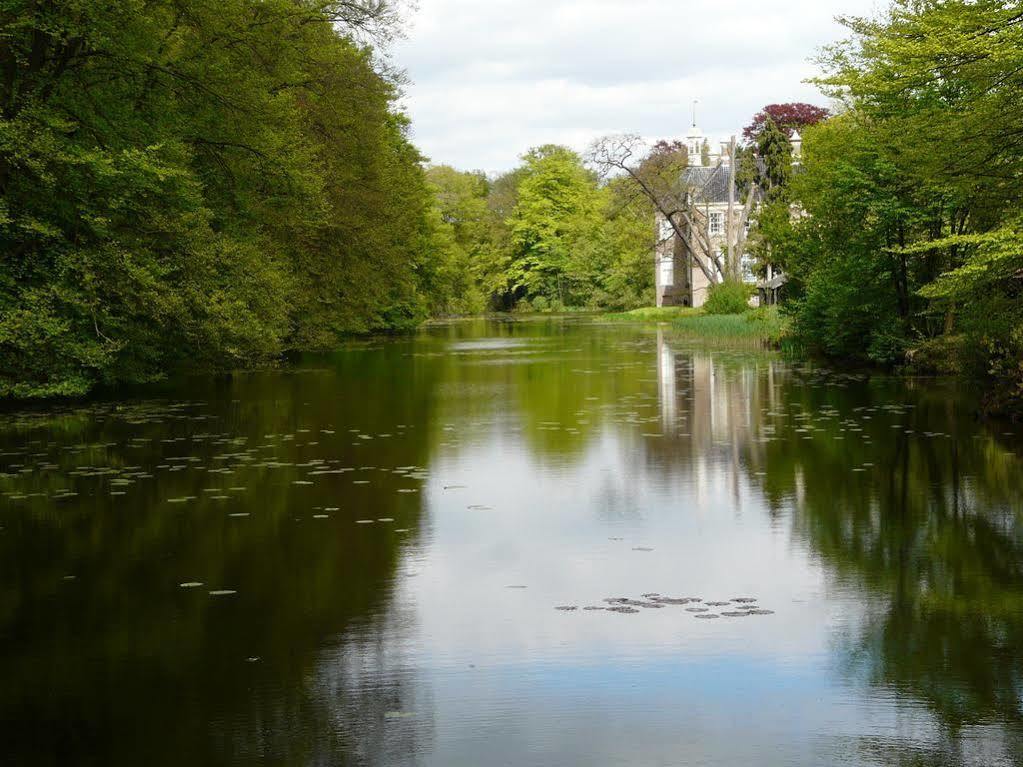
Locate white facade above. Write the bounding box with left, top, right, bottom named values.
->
left=655, top=122, right=740, bottom=308
left=655, top=119, right=796, bottom=309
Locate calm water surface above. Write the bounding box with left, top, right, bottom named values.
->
left=2, top=318, right=1022, bottom=766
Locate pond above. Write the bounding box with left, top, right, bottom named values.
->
left=1, top=317, right=1022, bottom=766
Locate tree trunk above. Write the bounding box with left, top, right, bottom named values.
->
left=727, top=137, right=737, bottom=280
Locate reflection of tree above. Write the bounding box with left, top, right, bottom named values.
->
left=4, top=320, right=1023, bottom=763
left=637, top=335, right=1023, bottom=747
left=423, top=317, right=659, bottom=460
left=736, top=375, right=1023, bottom=738
left=424, top=322, right=1023, bottom=746
left=0, top=349, right=440, bottom=765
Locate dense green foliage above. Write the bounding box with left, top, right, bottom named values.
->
left=604, top=304, right=786, bottom=347
left=672, top=306, right=785, bottom=344
left=759, top=0, right=1023, bottom=415
left=0, top=0, right=463, bottom=397
left=425, top=147, right=654, bottom=314
left=702, top=280, right=754, bottom=315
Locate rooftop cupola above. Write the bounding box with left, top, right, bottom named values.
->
left=790, top=129, right=803, bottom=164
left=686, top=124, right=705, bottom=166
left=686, top=99, right=706, bottom=166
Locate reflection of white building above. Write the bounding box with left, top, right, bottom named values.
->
left=656, top=329, right=677, bottom=431
left=655, top=333, right=786, bottom=447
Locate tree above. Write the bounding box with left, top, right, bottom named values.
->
left=0, top=0, right=443, bottom=397
left=755, top=0, right=1023, bottom=415
left=768, top=114, right=927, bottom=365
left=424, top=165, right=490, bottom=315
left=588, top=134, right=759, bottom=286
left=599, top=176, right=656, bottom=309
left=506, top=146, right=605, bottom=308
left=756, top=117, right=794, bottom=193
left=743, top=103, right=830, bottom=142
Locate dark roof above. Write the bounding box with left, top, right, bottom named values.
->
left=681, top=164, right=735, bottom=204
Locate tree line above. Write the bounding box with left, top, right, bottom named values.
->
left=6, top=0, right=1019, bottom=416
left=0, top=0, right=465, bottom=397
left=755, top=0, right=1023, bottom=416
left=0, top=1, right=666, bottom=399
left=426, top=113, right=814, bottom=319
left=425, top=145, right=655, bottom=316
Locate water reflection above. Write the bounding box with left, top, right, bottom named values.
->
left=0, top=318, right=1021, bottom=766
left=736, top=370, right=1023, bottom=731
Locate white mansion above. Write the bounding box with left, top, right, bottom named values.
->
left=654, top=122, right=798, bottom=308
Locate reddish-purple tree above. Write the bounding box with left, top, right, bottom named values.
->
left=743, top=103, right=830, bottom=142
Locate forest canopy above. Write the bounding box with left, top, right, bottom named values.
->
left=0, top=0, right=453, bottom=397
left=5, top=0, right=1020, bottom=417
left=756, top=0, right=1023, bottom=415
left=0, top=0, right=656, bottom=398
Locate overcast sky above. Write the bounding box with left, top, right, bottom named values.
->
left=392, top=0, right=883, bottom=172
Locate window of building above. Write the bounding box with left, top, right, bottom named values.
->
left=658, top=216, right=674, bottom=241
left=709, top=211, right=724, bottom=235
left=659, top=257, right=674, bottom=287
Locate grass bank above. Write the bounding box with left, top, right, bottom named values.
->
left=603, top=305, right=788, bottom=347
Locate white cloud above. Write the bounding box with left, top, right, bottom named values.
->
left=391, top=0, right=884, bottom=171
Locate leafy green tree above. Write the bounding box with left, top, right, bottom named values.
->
left=424, top=165, right=490, bottom=315
left=596, top=176, right=655, bottom=310
left=773, top=114, right=926, bottom=364
left=914, top=221, right=1023, bottom=414
left=755, top=117, right=793, bottom=194
left=506, top=146, right=605, bottom=308
left=0, top=0, right=444, bottom=397
left=754, top=0, right=1023, bottom=413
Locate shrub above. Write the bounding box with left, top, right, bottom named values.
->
left=703, top=281, right=753, bottom=315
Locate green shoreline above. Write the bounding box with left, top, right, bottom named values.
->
left=601, top=306, right=788, bottom=347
